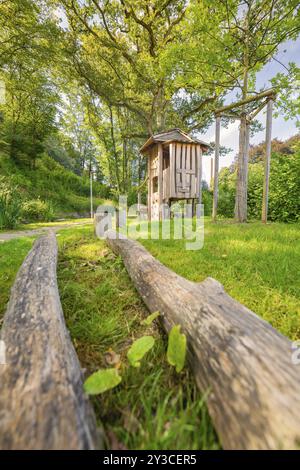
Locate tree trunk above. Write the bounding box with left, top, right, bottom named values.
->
left=235, top=115, right=249, bottom=222
left=235, top=8, right=250, bottom=223
left=0, top=232, right=100, bottom=450
left=105, top=232, right=300, bottom=450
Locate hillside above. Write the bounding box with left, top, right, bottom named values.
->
left=0, top=152, right=109, bottom=220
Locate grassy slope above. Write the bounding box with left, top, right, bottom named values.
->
left=0, top=152, right=105, bottom=215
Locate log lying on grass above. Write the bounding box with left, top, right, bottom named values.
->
left=0, top=231, right=100, bottom=450
left=105, top=231, right=300, bottom=450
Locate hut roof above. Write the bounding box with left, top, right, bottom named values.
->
left=140, top=128, right=211, bottom=155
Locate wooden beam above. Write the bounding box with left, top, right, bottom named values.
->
left=262, top=99, right=273, bottom=223
left=215, top=89, right=276, bottom=115
left=105, top=232, right=300, bottom=450
left=0, top=232, right=100, bottom=450
left=212, top=115, right=220, bottom=221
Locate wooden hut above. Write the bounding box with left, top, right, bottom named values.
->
left=140, top=128, right=210, bottom=220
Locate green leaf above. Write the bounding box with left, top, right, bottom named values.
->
left=127, top=335, right=155, bottom=368
left=141, top=311, right=160, bottom=326
left=167, top=325, right=186, bottom=373
left=84, top=368, right=122, bottom=395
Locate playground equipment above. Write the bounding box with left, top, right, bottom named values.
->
left=140, top=128, right=210, bottom=220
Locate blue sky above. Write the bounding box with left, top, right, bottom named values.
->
left=201, top=39, right=300, bottom=182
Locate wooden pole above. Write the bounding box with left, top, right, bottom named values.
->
left=262, top=99, right=273, bottom=223
left=147, top=155, right=151, bottom=221
left=197, top=146, right=202, bottom=206
left=0, top=232, right=100, bottom=449
left=212, top=115, right=220, bottom=221
left=105, top=232, right=300, bottom=450
left=158, top=143, right=163, bottom=220
left=210, top=157, right=213, bottom=190
left=90, top=170, right=93, bottom=219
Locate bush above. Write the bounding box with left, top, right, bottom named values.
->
left=21, top=198, right=55, bottom=222
left=0, top=178, right=22, bottom=229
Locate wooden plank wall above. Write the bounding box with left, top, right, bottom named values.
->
left=172, top=143, right=201, bottom=199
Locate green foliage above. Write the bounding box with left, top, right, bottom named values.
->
left=167, top=325, right=187, bottom=373
left=0, top=153, right=107, bottom=219
left=127, top=336, right=155, bottom=368
left=217, top=141, right=300, bottom=223
left=141, top=311, right=160, bottom=326
left=84, top=368, right=122, bottom=396
left=21, top=198, right=55, bottom=222
left=0, top=177, right=22, bottom=229
left=202, top=189, right=213, bottom=216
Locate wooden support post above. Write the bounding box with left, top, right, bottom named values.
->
left=0, top=232, right=100, bottom=450
left=197, top=146, right=203, bottom=206
left=210, top=157, right=213, bottom=190
left=262, top=99, right=273, bottom=224
left=105, top=232, right=300, bottom=450
left=147, top=155, right=151, bottom=221
left=212, top=115, right=220, bottom=221
left=158, top=143, right=163, bottom=220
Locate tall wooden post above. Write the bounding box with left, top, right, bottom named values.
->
left=262, top=99, right=273, bottom=224
left=158, top=143, right=163, bottom=220
left=212, top=115, right=220, bottom=221
left=235, top=114, right=249, bottom=223
left=210, top=157, right=214, bottom=190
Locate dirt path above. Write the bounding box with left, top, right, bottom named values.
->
left=0, top=221, right=92, bottom=242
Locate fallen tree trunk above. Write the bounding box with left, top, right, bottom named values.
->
left=105, top=231, right=300, bottom=450
left=0, top=231, right=100, bottom=450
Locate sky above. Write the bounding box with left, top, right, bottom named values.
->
left=200, top=39, right=300, bottom=182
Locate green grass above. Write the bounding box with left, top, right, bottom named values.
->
left=57, top=226, right=219, bottom=450
left=138, top=218, right=300, bottom=340
left=0, top=152, right=107, bottom=216
left=0, top=236, right=35, bottom=320
left=1, top=218, right=299, bottom=449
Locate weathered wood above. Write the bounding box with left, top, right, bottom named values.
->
left=212, top=115, right=220, bottom=221
left=158, top=143, right=163, bottom=220
left=0, top=232, right=100, bottom=450
left=169, top=142, right=176, bottom=198
left=235, top=115, right=249, bottom=222
left=197, top=146, right=202, bottom=205
left=262, top=99, right=273, bottom=224
left=215, top=88, right=276, bottom=114
left=105, top=232, right=300, bottom=450
left=147, top=154, right=151, bottom=221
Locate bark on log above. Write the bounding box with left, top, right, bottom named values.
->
left=0, top=232, right=100, bottom=450
left=105, top=232, right=300, bottom=450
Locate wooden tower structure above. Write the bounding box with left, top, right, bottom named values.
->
left=140, top=128, right=210, bottom=220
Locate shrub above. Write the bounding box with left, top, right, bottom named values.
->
left=0, top=178, right=22, bottom=229
left=21, top=198, right=55, bottom=222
